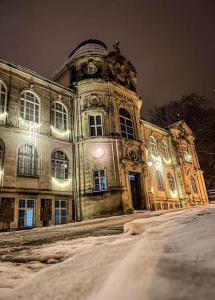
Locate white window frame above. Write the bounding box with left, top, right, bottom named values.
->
left=89, top=114, right=103, bottom=137
left=93, top=169, right=107, bottom=191
left=51, top=101, right=68, bottom=131
left=52, top=150, right=69, bottom=179
left=119, top=108, right=134, bottom=140
left=17, top=144, right=39, bottom=177
left=20, top=90, right=40, bottom=123
left=0, top=80, right=7, bottom=114
left=18, top=199, right=35, bottom=228
left=55, top=199, right=67, bottom=224
left=149, top=136, right=158, bottom=157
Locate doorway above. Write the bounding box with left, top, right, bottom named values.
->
left=129, top=172, right=143, bottom=210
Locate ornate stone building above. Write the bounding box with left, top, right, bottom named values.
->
left=0, top=39, right=208, bottom=230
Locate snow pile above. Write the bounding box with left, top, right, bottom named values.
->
left=0, top=205, right=215, bottom=300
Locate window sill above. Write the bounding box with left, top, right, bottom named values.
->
left=17, top=174, right=39, bottom=178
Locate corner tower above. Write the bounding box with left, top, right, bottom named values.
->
left=53, top=39, right=147, bottom=220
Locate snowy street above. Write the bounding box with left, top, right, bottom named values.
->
left=0, top=205, right=215, bottom=300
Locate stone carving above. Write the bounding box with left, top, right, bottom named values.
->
left=107, top=51, right=137, bottom=92
left=83, top=93, right=104, bottom=109
left=124, top=142, right=141, bottom=162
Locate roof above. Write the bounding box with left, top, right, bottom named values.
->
left=0, top=58, right=74, bottom=94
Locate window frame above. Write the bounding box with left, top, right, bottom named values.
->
left=51, top=101, right=68, bottom=131
left=20, top=90, right=40, bottom=123
left=17, top=144, right=39, bottom=177
left=18, top=199, right=35, bottom=228
left=93, top=169, right=107, bottom=192
left=119, top=108, right=134, bottom=140
left=167, top=173, right=175, bottom=192
left=0, top=139, right=4, bottom=169
left=55, top=199, right=67, bottom=224
left=51, top=150, right=69, bottom=180
left=190, top=175, right=198, bottom=193
left=182, top=144, right=192, bottom=163
left=0, top=80, right=7, bottom=114
left=161, top=140, right=169, bottom=160
left=89, top=114, right=103, bottom=137
left=149, top=136, right=158, bottom=157
left=156, top=170, right=164, bottom=191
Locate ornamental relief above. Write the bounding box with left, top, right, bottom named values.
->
left=83, top=93, right=105, bottom=109
left=124, top=141, right=141, bottom=163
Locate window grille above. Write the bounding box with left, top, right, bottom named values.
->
left=119, top=108, right=134, bottom=140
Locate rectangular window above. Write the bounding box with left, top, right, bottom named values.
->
left=18, top=199, right=35, bottom=228
left=182, top=145, right=192, bottom=163
left=55, top=199, right=67, bottom=224
left=89, top=115, right=103, bottom=136
left=93, top=170, right=107, bottom=191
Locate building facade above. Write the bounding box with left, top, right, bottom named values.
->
left=0, top=39, right=208, bottom=230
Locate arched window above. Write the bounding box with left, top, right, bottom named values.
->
left=0, top=80, right=7, bottom=114
left=119, top=108, right=134, bottom=140
left=182, top=144, right=192, bottom=162
left=51, top=102, right=67, bottom=131
left=20, top=91, right=40, bottom=123
left=156, top=171, right=164, bottom=190
left=149, top=136, right=158, bottom=156
left=0, top=139, right=4, bottom=169
left=190, top=176, right=198, bottom=193
left=52, top=150, right=69, bottom=179
left=161, top=141, right=169, bottom=160
left=18, top=144, right=39, bottom=176
left=167, top=173, right=175, bottom=191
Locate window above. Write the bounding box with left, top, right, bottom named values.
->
left=0, top=80, right=7, bottom=114
left=51, top=102, right=67, bottom=131
left=55, top=199, right=67, bottom=224
left=93, top=170, right=107, bottom=191
left=20, top=91, right=40, bottom=123
left=18, top=199, right=35, bottom=228
left=52, top=150, right=69, bottom=179
left=89, top=115, right=103, bottom=136
left=190, top=176, right=198, bottom=193
left=167, top=173, right=175, bottom=191
left=182, top=144, right=192, bottom=163
left=161, top=141, right=169, bottom=160
left=0, top=139, right=4, bottom=169
left=149, top=136, right=158, bottom=156
left=119, top=108, right=134, bottom=140
left=177, top=173, right=184, bottom=192
left=156, top=171, right=164, bottom=190
left=17, top=144, right=39, bottom=176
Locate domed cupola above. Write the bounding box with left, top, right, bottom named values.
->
left=69, top=39, right=108, bottom=86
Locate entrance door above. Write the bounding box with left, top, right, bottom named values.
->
left=129, top=172, right=143, bottom=210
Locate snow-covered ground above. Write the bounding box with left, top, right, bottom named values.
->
left=0, top=205, right=215, bottom=300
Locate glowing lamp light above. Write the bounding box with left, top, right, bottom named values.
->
left=147, top=160, right=153, bottom=167
left=91, top=146, right=105, bottom=159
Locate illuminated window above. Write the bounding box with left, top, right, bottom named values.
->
left=51, top=102, right=67, bottom=131
left=167, top=173, right=175, bottom=191
left=17, top=144, right=39, bottom=176
left=0, top=139, right=4, bottom=169
left=149, top=136, right=158, bottom=156
left=20, top=91, right=40, bottom=123
left=190, top=176, right=198, bottom=193
left=18, top=199, right=35, bottom=228
left=89, top=115, right=103, bottom=136
left=182, top=144, right=192, bottom=163
left=93, top=170, right=107, bottom=191
left=52, top=150, right=68, bottom=179
left=0, top=80, right=7, bottom=114
left=156, top=171, right=164, bottom=190
left=119, top=108, right=134, bottom=140
left=55, top=199, right=67, bottom=224
left=161, top=141, right=169, bottom=160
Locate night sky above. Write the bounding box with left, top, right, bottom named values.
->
left=0, top=0, right=214, bottom=115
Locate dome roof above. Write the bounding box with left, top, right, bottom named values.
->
left=69, top=39, right=108, bottom=60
